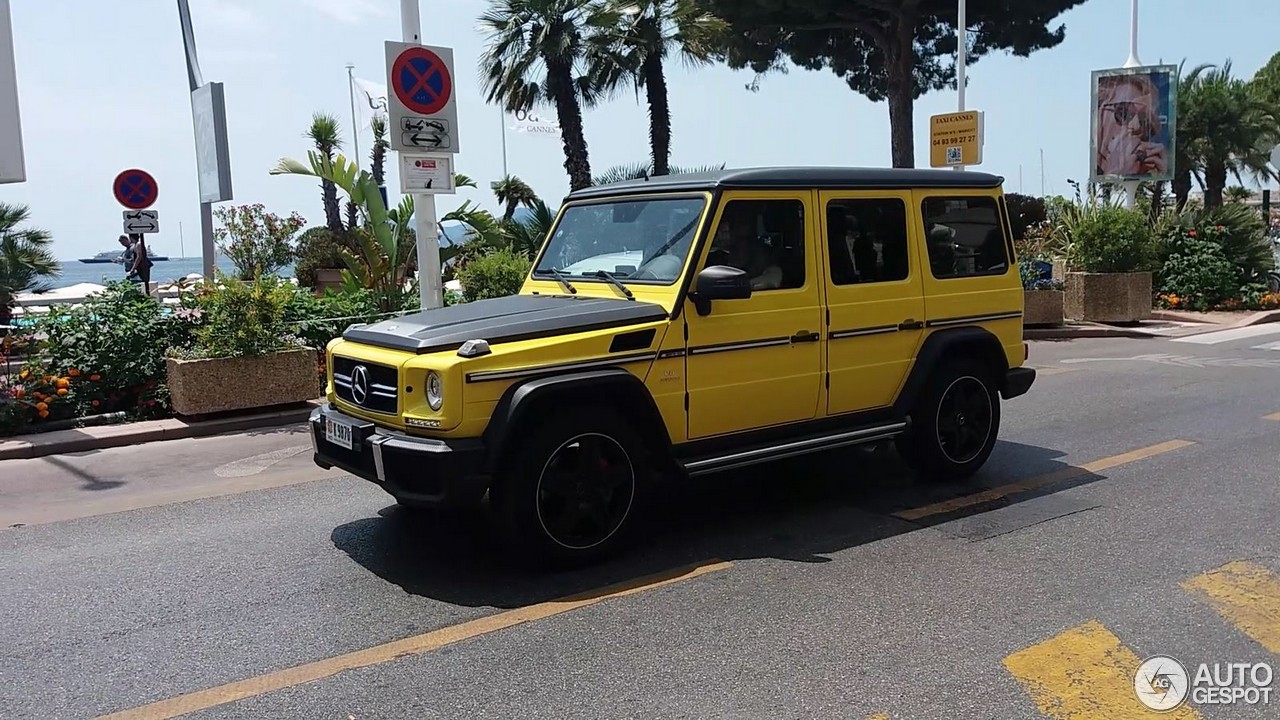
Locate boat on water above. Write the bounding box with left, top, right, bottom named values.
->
left=78, top=250, right=170, bottom=263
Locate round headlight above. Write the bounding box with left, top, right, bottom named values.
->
left=426, top=371, right=443, bottom=411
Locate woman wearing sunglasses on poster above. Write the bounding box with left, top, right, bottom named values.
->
left=1095, top=73, right=1169, bottom=178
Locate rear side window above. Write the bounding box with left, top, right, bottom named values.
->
left=826, top=198, right=910, bottom=285
left=920, top=196, right=1010, bottom=279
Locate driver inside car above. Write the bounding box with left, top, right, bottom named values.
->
left=711, top=205, right=783, bottom=290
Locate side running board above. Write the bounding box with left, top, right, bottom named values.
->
left=679, top=421, right=910, bottom=477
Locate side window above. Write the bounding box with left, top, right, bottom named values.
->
left=825, top=198, right=910, bottom=285
left=920, top=196, right=1010, bottom=279
left=707, top=199, right=805, bottom=291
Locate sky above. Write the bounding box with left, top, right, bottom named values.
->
left=1, top=0, right=1278, bottom=261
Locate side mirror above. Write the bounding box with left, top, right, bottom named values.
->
left=689, top=265, right=751, bottom=316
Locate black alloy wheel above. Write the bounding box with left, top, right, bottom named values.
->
left=935, top=375, right=994, bottom=465
left=536, top=433, right=636, bottom=551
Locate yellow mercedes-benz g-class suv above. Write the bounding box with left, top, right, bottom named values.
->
left=311, top=167, right=1035, bottom=565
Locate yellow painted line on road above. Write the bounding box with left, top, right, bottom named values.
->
left=865, top=713, right=890, bottom=720
left=895, top=440, right=1195, bottom=522
left=97, top=559, right=733, bottom=720
left=1183, top=560, right=1280, bottom=655
left=1003, top=619, right=1203, bottom=719
left=1263, top=412, right=1280, bottom=421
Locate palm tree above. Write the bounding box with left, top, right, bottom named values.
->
left=491, top=174, right=540, bottom=222
left=590, top=0, right=725, bottom=176
left=592, top=160, right=724, bottom=185
left=306, top=112, right=345, bottom=231
left=1181, top=61, right=1280, bottom=208
left=1172, top=61, right=1212, bottom=212
left=478, top=0, right=615, bottom=191
left=0, top=203, right=59, bottom=332
left=503, top=199, right=558, bottom=259
left=370, top=115, right=390, bottom=188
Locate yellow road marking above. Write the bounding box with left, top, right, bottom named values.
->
left=895, top=440, right=1194, bottom=521
left=1263, top=412, right=1280, bottom=421
left=1003, top=620, right=1203, bottom=719
left=1183, top=560, right=1280, bottom=655
left=97, top=559, right=733, bottom=720
left=865, top=714, right=890, bottom=719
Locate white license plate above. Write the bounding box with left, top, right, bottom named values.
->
left=324, top=416, right=353, bottom=450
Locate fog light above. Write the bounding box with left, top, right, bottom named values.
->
left=426, top=371, right=443, bottom=411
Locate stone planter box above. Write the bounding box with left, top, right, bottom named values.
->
left=1023, top=289, right=1065, bottom=326
left=313, top=268, right=346, bottom=295
left=167, top=347, right=318, bottom=417
left=1064, top=271, right=1153, bottom=323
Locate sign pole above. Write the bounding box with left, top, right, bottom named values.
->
left=954, top=0, right=966, bottom=172
left=399, top=0, right=442, bottom=311
left=1119, top=0, right=1141, bottom=208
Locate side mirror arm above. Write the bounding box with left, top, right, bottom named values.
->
left=687, top=292, right=712, bottom=316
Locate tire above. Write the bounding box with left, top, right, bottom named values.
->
left=896, top=357, right=1001, bottom=481
left=490, top=406, right=651, bottom=569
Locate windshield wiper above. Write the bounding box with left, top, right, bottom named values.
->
left=593, top=270, right=634, bottom=299
left=545, top=267, right=577, bottom=294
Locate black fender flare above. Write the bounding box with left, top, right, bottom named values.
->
left=893, top=326, right=1010, bottom=416
left=481, top=368, right=673, bottom=474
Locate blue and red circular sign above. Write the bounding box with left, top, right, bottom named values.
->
left=113, top=168, right=158, bottom=210
left=392, top=46, right=452, bottom=116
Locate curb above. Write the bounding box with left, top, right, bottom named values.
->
left=0, top=400, right=321, bottom=461
left=1149, top=309, right=1280, bottom=327
left=1025, top=323, right=1161, bottom=340
left=1232, top=309, right=1280, bottom=327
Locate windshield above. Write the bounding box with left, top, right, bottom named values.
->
left=532, top=196, right=707, bottom=285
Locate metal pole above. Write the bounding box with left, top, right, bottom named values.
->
left=1040, top=148, right=1045, bottom=196
left=1121, top=0, right=1141, bottom=208
left=346, top=63, right=360, bottom=165
left=401, top=0, right=442, bottom=310
left=500, top=107, right=508, bottom=178
left=177, top=0, right=216, bottom=278
left=954, top=0, right=966, bottom=172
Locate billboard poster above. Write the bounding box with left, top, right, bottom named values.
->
left=1091, top=64, right=1177, bottom=183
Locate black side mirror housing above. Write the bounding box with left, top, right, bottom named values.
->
left=689, top=265, right=751, bottom=315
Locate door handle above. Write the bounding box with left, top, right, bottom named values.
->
left=790, top=330, right=820, bottom=343
left=898, top=319, right=924, bottom=330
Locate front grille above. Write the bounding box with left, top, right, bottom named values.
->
left=332, top=356, right=399, bottom=414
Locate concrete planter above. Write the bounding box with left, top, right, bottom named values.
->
left=1064, top=271, right=1153, bottom=323
left=166, top=347, right=318, bottom=417
left=1023, top=289, right=1065, bottom=326
left=313, top=268, right=346, bottom=295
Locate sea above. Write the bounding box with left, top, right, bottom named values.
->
left=51, top=256, right=293, bottom=289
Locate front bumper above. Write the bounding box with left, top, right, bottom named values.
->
left=309, top=403, right=489, bottom=508
left=1001, top=366, right=1037, bottom=399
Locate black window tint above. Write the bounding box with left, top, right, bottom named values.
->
left=920, top=196, right=1010, bottom=279
left=826, top=198, right=910, bottom=285
left=707, top=199, right=805, bottom=290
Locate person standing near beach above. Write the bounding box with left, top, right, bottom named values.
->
left=127, top=233, right=153, bottom=295
left=115, top=234, right=134, bottom=275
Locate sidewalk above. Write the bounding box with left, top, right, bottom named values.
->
left=1026, top=308, right=1280, bottom=340
left=0, top=400, right=320, bottom=461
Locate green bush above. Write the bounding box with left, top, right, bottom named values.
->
left=457, top=250, right=531, bottom=302
left=176, top=275, right=300, bottom=359
left=1070, top=206, right=1156, bottom=273
left=1155, top=204, right=1274, bottom=282
left=293, top=227, right=349, bottom=290
left=1158, top=235, right=1239, bottom=311
left=284, top=286, right=383, bottom=350
left=27, top=281, right=192, bottom=418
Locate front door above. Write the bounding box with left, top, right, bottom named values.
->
left=819, top=191, right=927, bottom=415
left=683, top=191, right=824, bottom=439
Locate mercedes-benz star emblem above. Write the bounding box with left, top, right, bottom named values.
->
left=351, top=365, right=370, bottom=405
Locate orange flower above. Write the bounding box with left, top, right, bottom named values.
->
left=19, top=369, right=28, bottom=379
left=89, top=374, right=101, bottom=382
left=32, top=392, right=43, bottom=401
left=68, top=368, right=81, bottom=377
left=35, top=401, right=47, bottom=411
left=42, top=375, right=53, bottom=383
left=57, top=388, right=68, bottom=396
left=13, top=387, right=24, bottom=399
left=56, top=378, right=70, bottom=389
left=38, top=410, right=49, bottom=419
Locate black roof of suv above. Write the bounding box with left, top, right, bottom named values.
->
left=567, top=166, right=1005, bottom=199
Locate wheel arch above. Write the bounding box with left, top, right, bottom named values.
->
left=894, top=326, right=1010, bottom=416
left=482, top=368, right=674, bottom=475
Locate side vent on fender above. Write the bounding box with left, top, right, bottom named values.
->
left=609, top=328, right=656, bottom=353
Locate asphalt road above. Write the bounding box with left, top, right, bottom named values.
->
left=3, top=324, right=1280, bottom=719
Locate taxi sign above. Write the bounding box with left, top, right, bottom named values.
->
left=930, top=110, right=984, bottom=167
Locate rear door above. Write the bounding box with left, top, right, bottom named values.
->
left=914, top=190, right=1022, bottom=345
left=819, top=190, right=927, bottom=415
